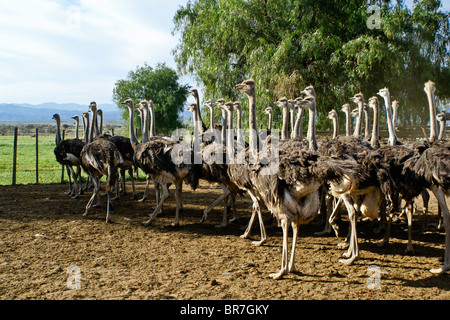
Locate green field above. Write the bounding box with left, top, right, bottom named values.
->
left=0, top=134, right=71, bottom=185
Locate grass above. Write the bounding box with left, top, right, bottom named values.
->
left=0, top=134, right=67, bottom=185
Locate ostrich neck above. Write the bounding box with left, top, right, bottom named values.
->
left=293, top=108, right=304, bottom=139
left=209, top=107, right=215, bottom=132
left=89, top=109, right=97, bottom=143
left=194, top=92, right=206, bottom=132
left=141, top=107, right=150, bottom=143
left=332, top=117, right=338, bottom=139
left=392, top=106, right=398, bottom=131
left=427, top=91, right=438, bottom=142
left=98, top=114, right=103, bottom=135
left=290, top=108, right=295, bottom=137
left=345, top=111, right=351, bottom=136
left=221, top=110, right=228, bottom=147
left=370, top=105, right=379, bottom=148
left=364, top=109, right=370, bottom=140
left=268, top=113, right=273, bottom=131
left=382, top=95, right=398, bottom=146
left=149, top=102, right=156, bottom=137
left=127, top=104, right=139, bottom=146
left=281, top=106, right=289, bottom=140
left=353, top=101, right=363, bottom=139
left=236, top=109, right=243, bottom=143
left=307, top=106, right=318, bottom=151
left=83, top=117, right=90, bottom=144
left=55, top=117, right=61, bottom=145
left=438, top=119, right=445, bottom=140
left=75, top=120, right=79, bottom=140
left=248, top=93, right=258, bottom=153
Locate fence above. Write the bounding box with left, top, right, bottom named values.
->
left=4, top=125, right=449, bottom=186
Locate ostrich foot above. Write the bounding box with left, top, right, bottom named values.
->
left=172, top=221, right=179, bottom=227
left=215, top=222, right=228, bottom=229
left=339, top=255, right=358, bottom=265
left=228, top=217, right=237, bottom=224
left=430, top=265, right=449, bottom=274
left=138, top=196, right=147, bottom=203
left=251, top=239, right=266, bottom=246
left=142, top=219, right=152, bottom=227
left=199, top=213, right=207, bottom=224
left=404, top=246, right=415, bottom=255
left=269, top=269, right=287, bottom=280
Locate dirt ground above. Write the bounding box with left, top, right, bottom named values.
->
left=0, top=180, right=449, bottom=300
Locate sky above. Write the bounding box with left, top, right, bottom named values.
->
left=0, top=0, right=192, bottom=105
left=0, top=0, right=449, bottom=106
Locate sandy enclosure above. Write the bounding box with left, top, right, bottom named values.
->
left=0, top=180, right=449, bottom=300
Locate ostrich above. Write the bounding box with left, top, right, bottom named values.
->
left=289, top=100, right=296, bottom=138
left=233, top=101, right=245, bottom=146
left=122, top=99, right=189, bottom=227
left=351, top=93, right=365, bottom=140
left=328, top=109, right=338, bottom=139
left=232, top=79, right=367, bottom=278
left=52, top=113, right=84, bottom=198
left=80, top=102, right=123, bottom=223
left=275, top=97, right=290, bottom=140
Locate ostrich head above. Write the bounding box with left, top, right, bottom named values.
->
left=187, top=103, right=197, bottom=113
left=392, top=100, right=399, bottom=110
left=215, top=98, right=226, bottom=107
left=301, top=85, right=315, bottom=97
left=139, top=99, right=149, bottom=108
left=236, top=79, right=255, bottom=96
left=121, top=99, right=134, bottom=109
left=437, top=111, right=446, bottom=122
left=328, top=109, right=338, bottom=120
left=189, top=88, right=198, bottom=97
left=71, top=115, right=79, bottom=122
left=368, top=96, right=379, bottom=110
left=233, top=101, right=241, bottom=112
left=297, top=95, right=316, bottom=111
left=377, top=88, right=390, bottom=99
left=350, top=108, right=359, bottom=118
left=341, top=103, right=351, bottom=113
left=424, top=80, right=436, bottom=95
left=264, top=106, right=272, bottom=115
left=275, top=97, right=288, bottom=108
left=81, top=112, right=89, bottom=120
left=351, top=93, right=364, bottom=104
left=223, top=101, right=234, bottom=113
left=204, top=100, right=214, bottom=110
left=52, top=113, right=60, bottom=121
left=89, top=101, right=97, bottom=112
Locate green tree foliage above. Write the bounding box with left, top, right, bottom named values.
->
left=112, top=63, right=190, bottom=135
left=172, top=0, right=450, bottom=131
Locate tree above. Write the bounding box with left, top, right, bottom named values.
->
left=112, top=63, right=190, bottom=135
left=172, top=0, right=450, bottom=131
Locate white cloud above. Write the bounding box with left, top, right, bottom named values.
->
left=0, top=0, right=188, bottom=105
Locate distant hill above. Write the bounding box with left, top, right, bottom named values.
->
left=0, top=102, right=193, bottom=123
left=0, top=102, right=122, bottom=123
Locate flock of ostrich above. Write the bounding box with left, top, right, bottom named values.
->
left=51, top=79, right=449, bottom=280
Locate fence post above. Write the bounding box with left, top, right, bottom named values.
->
left=36, top=128, right=39, bottom=185
left=61, top=129, right=65, bottom=183
left=12, top=127, right=18, bottom=185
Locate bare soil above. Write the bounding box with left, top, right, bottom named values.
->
left=0, top=181, right=449, bottom=300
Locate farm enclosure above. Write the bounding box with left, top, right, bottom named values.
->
left=0, top=180, right=449, bottom=300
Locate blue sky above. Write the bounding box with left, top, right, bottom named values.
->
left=0, top=0, right=449, bottom=106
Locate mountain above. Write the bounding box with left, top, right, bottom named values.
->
left=0, top=102, right=122, bottom=122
